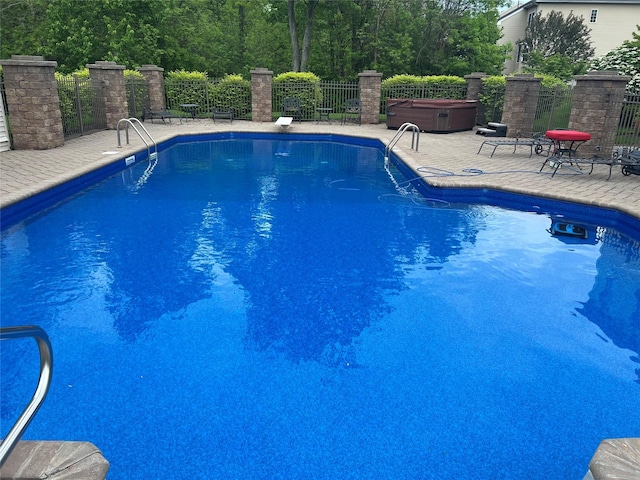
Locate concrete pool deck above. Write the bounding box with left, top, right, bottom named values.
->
left=1, top=119, right=640, bottom=220
left=1, top=120, right=639, bottom=479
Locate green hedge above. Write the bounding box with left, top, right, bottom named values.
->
left=273, top=72, right=322, bottom=120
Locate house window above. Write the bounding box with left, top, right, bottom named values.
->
left=590, top=9, right=598, bottom=23
left=517, top=44, right=529, bottom=64
left=527, top=12, right=535, bottom=25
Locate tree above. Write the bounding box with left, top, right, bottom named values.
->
left=518, top=10, right=594, bottom=79
left=287, top=0, right=319, bottom=72
left=590, top=25, right=640, bottom=90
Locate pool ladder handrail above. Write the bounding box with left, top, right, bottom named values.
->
left=0, top=326, right=53, bottom=467
left=116, top=118, right=158, bottom=160
left=384, top=122, right=420, bottom=166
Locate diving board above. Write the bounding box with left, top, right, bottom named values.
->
left=275, top=116, right=293, bottom=131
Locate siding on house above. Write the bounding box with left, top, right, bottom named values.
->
left=499, top=0, right=640, bottom=74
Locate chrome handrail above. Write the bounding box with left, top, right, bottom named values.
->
left=0, top=326, right=53, bottom=467
left=116, top=118, right=158, bottom=160
left=384, top=122, right=420, bottom=166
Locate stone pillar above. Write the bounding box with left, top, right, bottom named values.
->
left=87, top=61, right=128, bottom=129
left=464, top=72, right=487, bottom=101
left=137, top=65, right=165, bottom=111
left=500, top=74, right=542, bottom=138
left=569, top=71, right=630, bottom=157
left=358, top=70, right=383, bottom=124
left=251, top=68, right=273, bottom=122
left=0, top=55, right=64, bottom=150
left=465, top=72, right=487, bottom=126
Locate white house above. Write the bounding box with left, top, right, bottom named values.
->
left=498, top=0, right=640, bottom=74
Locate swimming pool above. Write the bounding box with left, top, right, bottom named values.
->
left=1, top=133, right=639, bottom=479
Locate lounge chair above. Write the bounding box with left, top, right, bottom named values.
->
left=142, top=107, right=182, bottom=123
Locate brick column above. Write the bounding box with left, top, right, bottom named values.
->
left=137, top=64, right=165, bottom=111
left=569, top=71, right=630, bottom=157
left=87, top=61, right=128, bottom=129
left=358, top=70, right=383, bottom=124
left=464, top=72, right=487, bottom=101
left=0, top=55, right=64, bottom=150
left=465, top=72, right=487, bottom=126
left=500, top=74, right=542, bottom=138
left=250, top=68, right=273, bottom=122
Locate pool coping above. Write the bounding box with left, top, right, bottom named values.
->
left=2, top=122, right=639, bottom=222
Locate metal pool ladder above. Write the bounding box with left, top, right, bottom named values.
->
left=116, top=118, right=158, bottom=160
left=0, top=325, right=53, bottom=467
left=384, top=122, right=420, bottom=167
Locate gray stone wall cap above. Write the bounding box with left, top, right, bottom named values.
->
left=251, top=68, right=273, bottom=74
left=574, top=70, right=631, bottom=82
left=465, top=72, right=488, bottom=78
left=138, top=65, right=164, bottom=72
left=1, top=55, right=57, bottom=67
left=359, top=70, right=382, bottom=77
left=87, top=61, right=126, bottom=70
left=507, top=74, right=540, bottom=81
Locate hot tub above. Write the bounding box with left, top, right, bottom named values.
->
left=386, top=98, right=478, bottom=133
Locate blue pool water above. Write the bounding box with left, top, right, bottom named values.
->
left=1, top=134, right=640, bottom=479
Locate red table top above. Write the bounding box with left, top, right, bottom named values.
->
left=545, top=130, right=592, bottom=141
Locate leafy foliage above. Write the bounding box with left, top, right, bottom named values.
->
left=273, top=71, right=322, bottom=120
left=478, top=75, right=506, bottom=123
left=381, top=75, right=467, bottom=99
left=518, top=10, right=594, bottom=80
left=589, top=28, right=640, bottom=91
left=210, top=74, right=252, bottom=117
left=1, top=0, right=507, bottom=80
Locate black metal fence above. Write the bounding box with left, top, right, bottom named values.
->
left=533, top=85, right=573, bottom=133
left=126, top=77, right=148, bottom=120
left=616, top=90, right=640, bottom=151
left=163, top=78, right=252, bottom=120
left=57, top=76, right=107, bottom=139
left=272, top=80, right=359, bottom=122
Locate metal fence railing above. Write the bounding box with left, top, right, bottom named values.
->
left=126, top=77, right=149, bottom=120
left=163, top=79, right=252, bottom=120
left=477, top=85, right=505, bottom=126
left=533, top=85, right=573, bottom=134
left=57, top=76, right=107, bottom=139
left=616, top=90, right=640, bottom=151
left=270, top=81, right=354, bottom=122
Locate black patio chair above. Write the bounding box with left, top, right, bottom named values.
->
left=281, top=97, right=302, bottom=122
left=341, top=99, right=362, bottom=125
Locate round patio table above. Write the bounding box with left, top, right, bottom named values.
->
left=545, top=129, right=591, bottom=157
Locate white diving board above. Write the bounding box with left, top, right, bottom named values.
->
left=275, top=116, right=293, bottom=131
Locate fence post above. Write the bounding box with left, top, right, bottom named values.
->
left=500, top=73, right=541, bottom=138
left=0, top=55, right=64, bottom=150
left=358, top=70, right=383, bottom=124
left=251, top=68, right=273, bottom=122
left=87, top=61, right=128, bottom=129
left=138, top=65, right=166, bottom=111
left=569, top=70, right=631, bottom=157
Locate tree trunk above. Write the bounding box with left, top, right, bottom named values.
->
left=300, top=0, right=319, bottom=72
left=288, top=0, right=301, bottom=71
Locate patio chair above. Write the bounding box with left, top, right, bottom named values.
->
left=282, top=97, right=302, bottom=122
left=341, top=99, right=362, bottom=125
left=212, top=108, right=233, bottom=123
